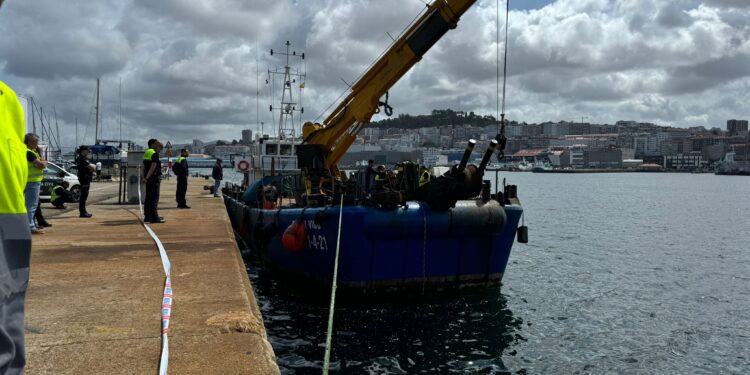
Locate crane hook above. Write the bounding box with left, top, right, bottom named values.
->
left=378, top=91, right=394, bottom=117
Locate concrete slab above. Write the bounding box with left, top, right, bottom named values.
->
left=25, top=177, right=279, bottom=374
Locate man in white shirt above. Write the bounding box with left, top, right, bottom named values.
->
left=95, top=161, right=102, bottom=181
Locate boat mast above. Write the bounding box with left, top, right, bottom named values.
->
left=256, top=38, right=261, bottom=140
left=30, top=97, right=36, bottom=134
left=95, top=78, right=100, bottom=144
left=119, top=77, right=122, bottom=148
left=269, top=41, right=305, bottom=154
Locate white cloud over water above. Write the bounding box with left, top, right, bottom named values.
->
left=1, top=0, right=749, bottom=147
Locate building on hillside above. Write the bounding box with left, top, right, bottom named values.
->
left=664, top=152, right=703, bottom=170
left=548, top=149, right=566, bottom=167
left=241, top=129, right=253, bottom=144
left=213, top=145, right=251, bottom=160
left=727, top=119, right=748, bottom=136
left=584, top=148, right=623, bottom=168
left=422, top=148, right=448, bottom=167
left=191, top=139, right=205, bottom=154
left=510, top=148, right=549, bottom=163
left=558, top=146, right=587, bottom=168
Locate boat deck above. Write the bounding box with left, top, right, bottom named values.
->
left=25, top=177, right=279, bottom=374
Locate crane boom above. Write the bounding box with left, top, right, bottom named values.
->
left=300, top=0, right=477, bottom=178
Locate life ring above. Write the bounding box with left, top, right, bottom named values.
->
left=237, top=159, right=250, bottom=173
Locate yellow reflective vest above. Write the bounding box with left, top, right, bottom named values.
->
left=419, top=171, right=431, bottom=187
left=27, top=148, right=45, bottom=183
left=51, top=185, right=63, bottom=203
left=0, top=81, right=28, bottom=214
left=143, top=148, right=155, bottom=161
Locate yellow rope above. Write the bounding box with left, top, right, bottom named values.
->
left=322, top=194, right=345, bottom=374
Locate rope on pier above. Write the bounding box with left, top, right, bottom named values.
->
left=322, top=194, right=345, bottom=374
left=136, top=165, right=173, bottom=375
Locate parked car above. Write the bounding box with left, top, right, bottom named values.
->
left=40, top=161, right=81, bottom=203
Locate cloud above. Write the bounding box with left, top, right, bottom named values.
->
left=0, top=0, right=749, bottom=149
left=0, top=0, right=130, bottom=80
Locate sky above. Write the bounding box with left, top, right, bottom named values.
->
left=1, top=0, right=749, bottom=148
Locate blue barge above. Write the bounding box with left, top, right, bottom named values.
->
left=224, top=189, right=524, bottom=290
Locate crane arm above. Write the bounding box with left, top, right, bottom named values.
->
left=300, top=0, right=477, bottom=176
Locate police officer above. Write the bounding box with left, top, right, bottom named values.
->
left=419, top=166, right=432, bottom=187
left=51, top=181, right=70, bottom=209
left=174, top=149, right=190, bottom=209
left=1, top=77, right=32, bottom=373
left=364, top=159, right=376, bottom=193
left=142, top=140, right=165, bottom=223
left=75, top=145, right=96, bottom=218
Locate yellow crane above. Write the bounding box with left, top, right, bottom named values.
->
left=298, top=0, right=478, bottom=185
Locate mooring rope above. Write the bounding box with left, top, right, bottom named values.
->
left=322, top=194, right=345, bottom=374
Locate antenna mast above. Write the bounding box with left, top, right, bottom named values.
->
left=268, top=41, right=305, bottom=143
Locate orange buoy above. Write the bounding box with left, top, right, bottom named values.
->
left=282, top=220, right=307, bottom=252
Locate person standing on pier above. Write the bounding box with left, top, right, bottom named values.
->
left=143, top=140, right=165, bottom=223
left=75, top=146, right=96, bottom=218
left=174, top=149, right=190, bottom=209
left=24, top=133, right=48, bottom=234
left=95, top=161, right=102, bottom=182
left=212, top=158, right=223, bottom=197
left=0, top=77, right=32, bottom=373
left=31, top=145, right=52, bottom=228
left=364, top=159, right=376, bottom=194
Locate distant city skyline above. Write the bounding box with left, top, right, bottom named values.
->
left=2, top=0, right=749, bottom=146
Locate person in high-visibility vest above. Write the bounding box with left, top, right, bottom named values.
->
left=143, top=139, right=165, bottom=223
left=419, top=166, right=432, bottom=187
left=51, top=181, right=70, bottom=209
left=1, top=78, right=32, bottom=373
left=173, top=149, right=190, bottom=209
left=24, top=133, right=48, bottom=234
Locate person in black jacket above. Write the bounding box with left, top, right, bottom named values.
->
left=364, top=159, right=376, bottom=194
left=212, top=158, right=223, bottom=197
left=173, top=149, right=190, bottom=208
left=142, top=140, right=165, bottom=223
left=75, top=145, right=96, bottom=218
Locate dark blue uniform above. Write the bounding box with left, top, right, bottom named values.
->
left=76, top=154, right=93, bottom=216
left=143, top=151, right=162, bottom=221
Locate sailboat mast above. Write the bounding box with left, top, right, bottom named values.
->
left=54, top=106, right=61, bottom=155
left=119, top=77, right=122, bottom=145
left=39, top=106, right=45, bottom=143
left=95, top=78, right=100, bottom=144
left=30, top=97, right=36, bottom=134
left=256, top=38, right=260, bottom=139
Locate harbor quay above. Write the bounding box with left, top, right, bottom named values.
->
left=24, top=177, right=279, bottom=374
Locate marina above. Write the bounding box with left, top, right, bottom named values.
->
left=2, top=0, right=749, bottom=373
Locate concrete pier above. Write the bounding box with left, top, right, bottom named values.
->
left=25, top=177, right=279, bottom=374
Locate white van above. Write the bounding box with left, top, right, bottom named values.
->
left=40, top=162, right=82, bottom=202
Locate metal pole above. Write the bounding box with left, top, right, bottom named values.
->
left=119, top=77, right=122, bottom=144
left=30, top=97, right=36, bottom=134
left=95, top=78, right=100, bottom=144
